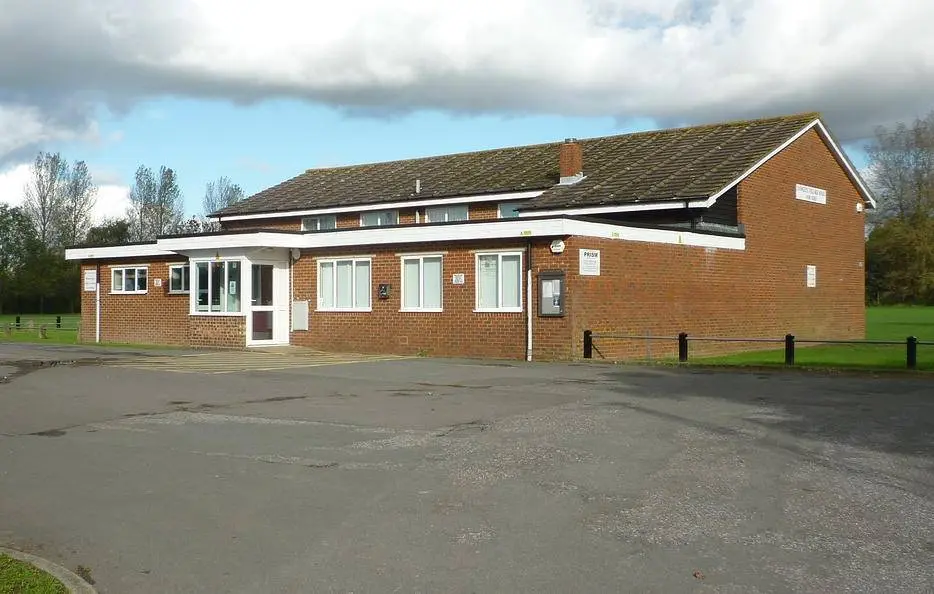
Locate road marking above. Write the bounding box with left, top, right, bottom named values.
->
left=106, top=351, right=411, bottom=374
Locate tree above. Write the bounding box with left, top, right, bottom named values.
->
left=23, top=151, right=68, bottom=248
left=203, top=176, right=245, bottom=216
left=866, top=111, right=934, bottom=223
left=58, top=160, right=97, bottom=248
left=0, top=205, right=38, bottom=314
left=864, top=110, right=934, bottom=304
left=126, top=165, right=184, bottom=240
left=85, top=218, right=132, bottom=246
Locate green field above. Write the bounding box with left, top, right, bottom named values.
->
left=700, top=306, right=934, bottom=371
left=0, top=314, right=81, bottom=345
left=0, top=554, right=66, bottom=594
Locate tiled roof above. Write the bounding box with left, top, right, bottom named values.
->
left=215, top=112, right=820, bottom=217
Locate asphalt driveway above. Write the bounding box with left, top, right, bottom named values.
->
left=0, top=343, right=932, bottom=593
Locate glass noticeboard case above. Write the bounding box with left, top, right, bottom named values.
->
left=539, top=270, right=565, bottom=317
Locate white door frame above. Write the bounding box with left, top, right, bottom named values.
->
left=247, top=260, right=290, bottom=347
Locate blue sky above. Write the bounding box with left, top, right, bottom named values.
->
left=2, top=0, right=928, bottom=221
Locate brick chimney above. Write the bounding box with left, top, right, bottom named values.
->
left=559, top=138, right=583, bottom=184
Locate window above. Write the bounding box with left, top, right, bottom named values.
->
left=111, top=267, right=148, bottom=294
left=169, top=264, right=190, bottom=293
left=360, top=211, right=398, bottom=227
left=194, top=260, right=241, bottom=313
left=401, top=255, right=443, bottom=311
left=425, top=205, right=468, bottom=223
left=475, top=252, right=522, bottom=311
left=498, top=202, right=526, bottom=218
left=318, top=258, right=371, bottom=311
left=301, top=215, right=337, bottom=231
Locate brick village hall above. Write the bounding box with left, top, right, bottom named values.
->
left=65, top=112, right=875, bottom=361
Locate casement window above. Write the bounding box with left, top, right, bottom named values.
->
left=475, top=251, right=522, bottom=312
left=111, top=267, right=148, bottom=294
left=317, top=258, right=371, bottom=311
left=169, top=264, right=190, bottom=293
left=497, top=202, right=525, bottom=218
left=194, top=260, right=242, bottom=313
left=360, top=210, right=398, bottom=227
left=424, top=205, right=468, bottom=223
left=301, top=215, right=337, bottom=231
left=401, top=255, right=443, bottom=311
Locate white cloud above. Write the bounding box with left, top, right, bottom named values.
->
left=1, top=0, right=933, bottom=163
left=0, top=163, right=130, bottom=223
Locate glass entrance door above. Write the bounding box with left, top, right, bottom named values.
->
left=251, top=264, right=274, bottom=342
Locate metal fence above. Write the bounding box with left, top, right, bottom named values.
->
left=583, top=330, right=934, bottom=370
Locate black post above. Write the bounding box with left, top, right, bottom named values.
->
left=678, top=332, right=688, bottom=363
left=56, top=315, right=62, bottom=329
left=15, top=315, right=20, bottom=329
left=583, top=330, right=593, bottom=359
left=784, top=334, right=795, bottom=366
left=907, top=336, right=918, bottom=370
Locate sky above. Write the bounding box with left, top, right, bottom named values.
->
left=1, top=0, right=933, bottom=222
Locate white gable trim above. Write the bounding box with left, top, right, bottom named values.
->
left=215, top=190, right=545, bottom=222
left=702, top=118, right=876, bottom=209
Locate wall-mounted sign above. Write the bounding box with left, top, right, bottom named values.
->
left=550, top=239, right=566, bottom=254
left=452, top=273, right=465, bottom=285
left=83, top=269, right=97, bottom=292
left=378, top=283, right=391, bottom=299
left=153, top=278, right=162, bottom=288
left=579, top=249, right=601, bottom=276
left=806, top=265, right=817, bottom=288
left=796, top=184, right=827, bottom=204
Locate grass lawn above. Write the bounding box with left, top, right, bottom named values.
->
left=0, top=554, right=66, bottom=594
left=0, top=314, right=81, bottom=346
left=699, top=306, right=934, bottom=371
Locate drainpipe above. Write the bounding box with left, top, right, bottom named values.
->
left=95, top=263, right=101, bottom=343
left=526, top=240, right=533, bottom=362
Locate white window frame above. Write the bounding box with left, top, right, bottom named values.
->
left=424, top=205, right=468, bottom=223
left=359, top=210, right=398, bottom=227
left=317, top=257, right=372, bottom=312
left=301, top=215, right=337, bottom=231
left=168, top=263, right=190, bottom=294
left=192, top=259, right=243, bottom=316
left=400, top=254, right=443, bottom=312
left=474, top=251, right=523, bottom=313
left=497, top=202, right=526, bottom=218
left=111, top=266, right=148, bottom=294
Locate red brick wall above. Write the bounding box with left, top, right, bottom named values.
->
left=221, top=217, right=300, bottom=231
left=78, top=258, right=190, bottom=345
left=188, top=316, right=246, bottom=348
left=291, top=240, right=537, bottom=359
left=572, top=128, right=867, bottom=360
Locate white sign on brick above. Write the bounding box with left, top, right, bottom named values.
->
left=452, top=273, right=465, bottom=285
left=796, top=184, right=827, bottom=204
left=806, top=265, right=817, bottom=288
left=83, top=269, right=97, bottom=292
left=579, top=249, right=601, bottom=276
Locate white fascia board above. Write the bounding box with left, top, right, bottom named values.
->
left=156, top=232, right=306, bottom=252
left=297, top=219, right=567, bottom=248
left=64, top=244, right=175, bottom=261
left=564, top=219, right=745, bottom=250
left=214, top=190, right=545, bottom=222
left=520, top=200, right=706, bottom=218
